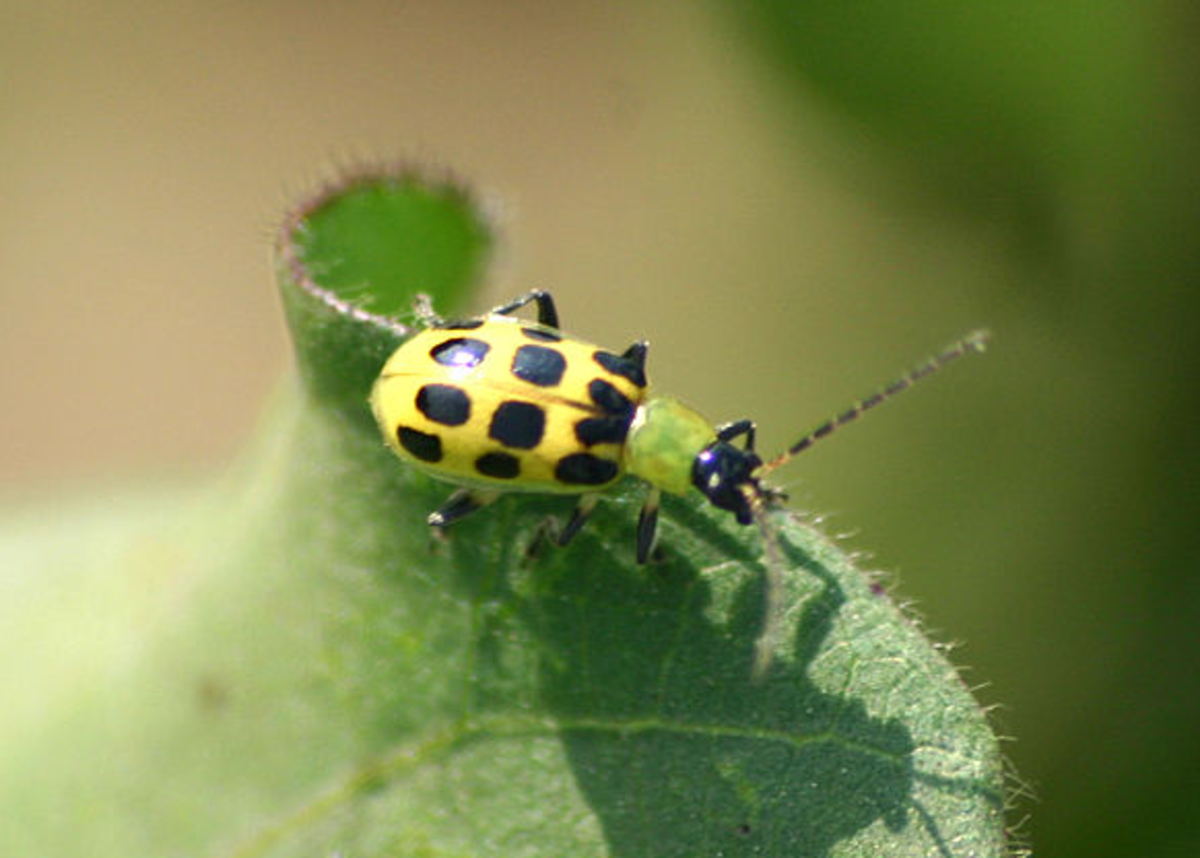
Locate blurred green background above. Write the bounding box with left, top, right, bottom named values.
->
left=3, top=1, right=1197, bottom=855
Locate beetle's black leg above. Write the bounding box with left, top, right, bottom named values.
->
left=558, top=493, right=600, bottom=546
left=521, top=516, right=557, bottom=563
left=636, top=487, right=662, bottom=564
left=428, top=489, right=500, bottom=529
left=621, top=340, right=649, bottom=373
left=715, top=419, right=757, bottom=451
left=491, top=290, right=559, bottom=330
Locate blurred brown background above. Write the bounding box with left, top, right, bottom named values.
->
left=4, top=2, right=1198, bottom=856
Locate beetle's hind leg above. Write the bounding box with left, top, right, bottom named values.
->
left=491, top=290, right=559, bottom=329
left=428, top=488, right=500, bottom=530
left=558, top=493, right=601, bottom=547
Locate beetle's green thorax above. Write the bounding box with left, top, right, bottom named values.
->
left=625, top=396, right=716, bottom=495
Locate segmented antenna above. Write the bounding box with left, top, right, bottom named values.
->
left=746, top=329, right=988, bottom=677
left=759, top=329, right=990, bottom=476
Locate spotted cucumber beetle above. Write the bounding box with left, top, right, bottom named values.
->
left=370, top=290, right=988, bottom=673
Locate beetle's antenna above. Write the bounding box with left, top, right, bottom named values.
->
left=759, top=330, right=990, bottom=476
left=746, top=486, right=787, bottom=680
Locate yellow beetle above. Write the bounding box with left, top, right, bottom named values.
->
left=371, top=291, right=987, bottom=672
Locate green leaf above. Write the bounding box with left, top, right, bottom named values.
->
left=0, top=167, right=1005, bottom=857
left=276, top=168, right=491, bottom=426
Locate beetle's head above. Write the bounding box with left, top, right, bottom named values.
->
left=692, top=440, right=764, bottom=525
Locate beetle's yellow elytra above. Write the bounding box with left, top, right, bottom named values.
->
left=371, top=313, right=648, bottom=495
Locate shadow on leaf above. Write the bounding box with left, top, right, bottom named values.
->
left=518, top=500, right=916, bottom=857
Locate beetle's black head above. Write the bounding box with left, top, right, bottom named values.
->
left=692, top=441, right=764, bottom=525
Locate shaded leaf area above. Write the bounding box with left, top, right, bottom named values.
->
left=0, top=169, right=1003, bottom=857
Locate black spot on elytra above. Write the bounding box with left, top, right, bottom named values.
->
left=475, top=451, right=521, bottom=479
left=416, top=384, right=471, bottom=426
left=574, top=414, right=632, bottom=446
left=588, top=378, right=633, bottom=415
left=489, top=401, right=546, bottom=450
left=430, top=337, right=490, bottom=369
left=512, top=344, right=566, bottom=387
left=521, top=325, right=562, bottom=342
left=593, top=349, right=647, bottom=387
left=398, top=426, right=442, bottom=462
left=555, top=453, right=618, bottom=486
